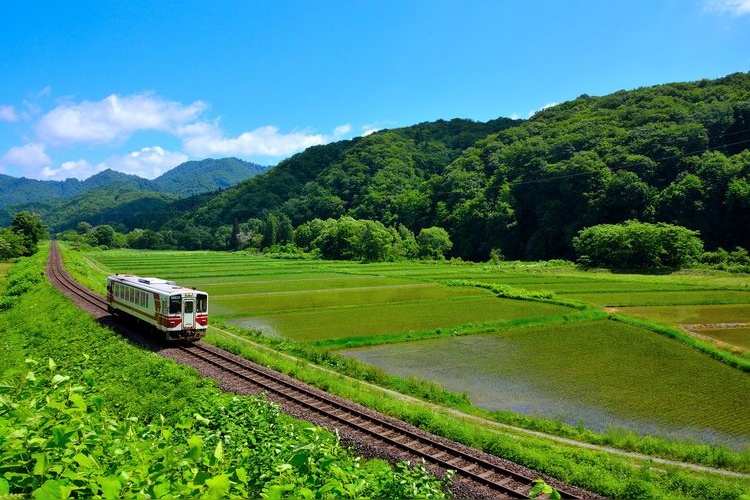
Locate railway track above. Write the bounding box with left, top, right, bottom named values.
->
left=46, top=242, right=591, bottom=499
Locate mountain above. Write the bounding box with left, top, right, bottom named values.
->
left=153, top=157, right=268, bottom=196
left=0, top=158, right=268, bottom=230
left=0, top=158, right=267, bottom=209
left=0, top=169, right=157, bottom=209
left=170, top=72, right=750, bottom=260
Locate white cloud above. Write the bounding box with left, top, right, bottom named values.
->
left=0, top=105, right=18, bottom=122
left=528, top=102, right=559, bottom=118
left=39, top=147, right=188, bottom=181
left=705, top=0, right=750, bottom=15
left=36, top=92, right=207, bottom=145
left=333, top=124, right=352, bottom=139
left=108, top=146, right=188, bottom=179
left=40, top=159, right=107, bottom=180
left=0, top=143, right=52, bottom=170
left=360, top=120, right=396, bottom=137
left=181, top=123, right=329, bottom=158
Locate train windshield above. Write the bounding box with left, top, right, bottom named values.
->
left=196, top=293, right=208, bottom=313
left=169, top=295, right=182, bottom=314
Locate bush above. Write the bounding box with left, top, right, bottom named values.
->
left=573, top=220, right=703, bottom=271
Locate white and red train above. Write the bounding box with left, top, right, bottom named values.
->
left=106, top=274, right=208, bottom=341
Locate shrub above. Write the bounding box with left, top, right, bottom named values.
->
left=573, top=220, right=703, bottom=271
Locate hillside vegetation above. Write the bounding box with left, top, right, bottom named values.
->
left=163, top=72, right=749, bottom=261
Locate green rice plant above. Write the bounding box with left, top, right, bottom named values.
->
left=618, top=304, right=750, bottom=325
left=698, top=327, right=750, bottom=351
left=342, top=319, right=750, bottom=441
left=609, top=313, right=750, bottom=372
left=198, top=275, right=416, bottom=294
left=226, top=295, right=571, bottom=342
left=215, top=284, right=485, bottom=315
left=572, top=290, right=750, bottom=307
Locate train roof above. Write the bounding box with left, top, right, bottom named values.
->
left=107, top=274, right=206, bottom=295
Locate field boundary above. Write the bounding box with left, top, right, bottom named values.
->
left=207, top=324, right=750, bottom=479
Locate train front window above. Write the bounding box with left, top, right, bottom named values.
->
left=169, top=295, right=182, bottom=314
left=196, top=294, right=207, bottom=313
left=184, top=301, right=194, bottom=314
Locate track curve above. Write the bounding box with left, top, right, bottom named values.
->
left=46, top=242, right=596, bottom=499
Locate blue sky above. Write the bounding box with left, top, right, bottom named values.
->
left=1, top=0, right=749, bottom=181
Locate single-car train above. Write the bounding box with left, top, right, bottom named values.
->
left=106, top=274, right=208, bottom=341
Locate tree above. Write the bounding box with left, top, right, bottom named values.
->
left=417, top=227, right=453, bottom=260
left=315, top=217, right=363, bottom=260
left=573, top=220, right=703, bottom=270
left=360, top=220, right=394, bottom=262
left=88, top=225, right=117, bottom=248
left=10, top=211, right=47, bottom=255
left=0, top=228, right=25, bottom=260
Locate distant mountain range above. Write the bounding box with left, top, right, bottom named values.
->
left=0, top=157, right=268, bottom=229
left=0, top=157, right=268, bottom=208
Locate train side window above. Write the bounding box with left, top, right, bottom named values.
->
left=129, top=288, right=134, bottom=303
left=196, top=294, right=207, bottom=313
left=169, top=295, right=182, bottom=314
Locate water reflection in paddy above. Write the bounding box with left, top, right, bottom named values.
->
left=341, top=334, right=748, bottom=448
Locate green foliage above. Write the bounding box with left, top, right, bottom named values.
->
left=417, top=227, right=453, bottom=260
left=0, top=360, right=450, bottom=499
left=0, top=228, right=25, bottom=261
left=530, top=478, right=561, bottom=499
left=0, top=248, right=44, bottom=310
left=161, top=72, right=750, bottom=262
left=0, top=250, right=452, bottom=499
left=573, top=220, right=704, bottom=270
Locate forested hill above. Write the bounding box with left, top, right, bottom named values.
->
left=0, top=157, right=267, bottom=229
left=152, top=157, right=268, bottom=196
left=172, top=72, right=750, bottom=261
left=176, top=118, right=523, bottom=229
left=0, top=169, right=152, bottom=208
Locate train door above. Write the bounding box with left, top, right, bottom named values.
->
left=183, top=299, right=196, bottom=330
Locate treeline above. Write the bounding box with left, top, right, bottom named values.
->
left=58, top=214, right=455, bottom=262
left=170, top=73, right=750, bottom=263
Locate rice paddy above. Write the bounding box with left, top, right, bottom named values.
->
left=85, top=249, right=750, bottom=447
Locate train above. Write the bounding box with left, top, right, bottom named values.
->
left=106, top=274, right=208, bottom=341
